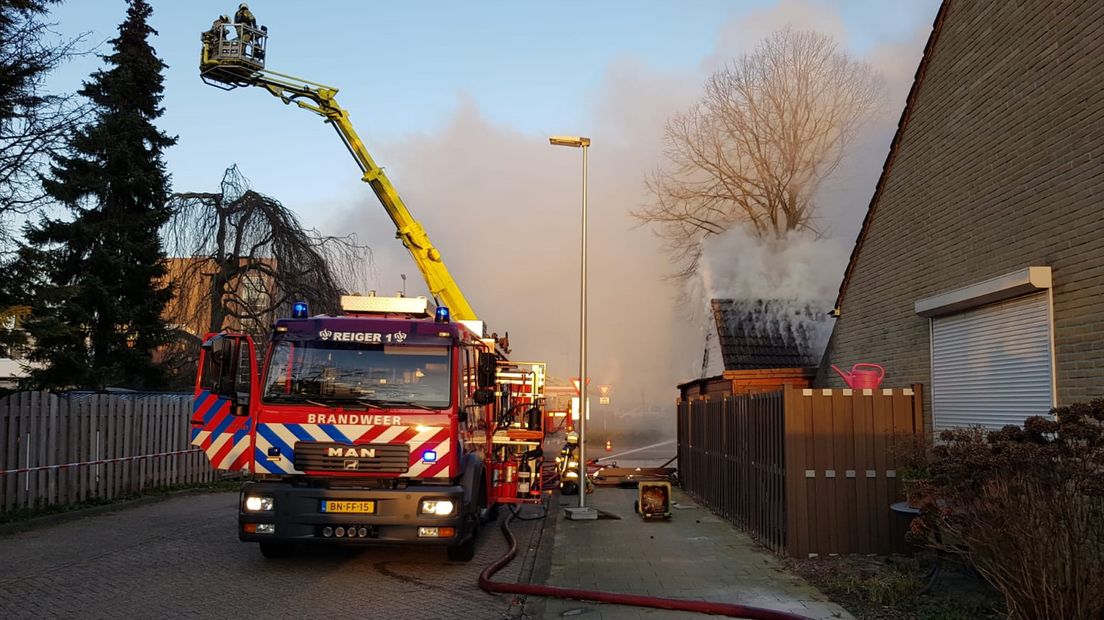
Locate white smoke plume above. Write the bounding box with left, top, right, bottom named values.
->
left=689, top=1, right=936, bottom=377
left=697, top=230, right=849, bottom=305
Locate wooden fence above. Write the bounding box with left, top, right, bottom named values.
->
left=0, top=391, right=222, bottom=513
left=678, top=385, right=924, bottom=557
left=678, top=390, right=787, bottom=552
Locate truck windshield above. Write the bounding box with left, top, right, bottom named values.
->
left=262, top=340, right=451, bottom=409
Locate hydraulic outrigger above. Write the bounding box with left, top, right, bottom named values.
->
left=199, top=18, right=477, bottom=321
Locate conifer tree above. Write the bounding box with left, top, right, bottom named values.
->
left=1, top=0, right=82, bottom=235
left=1, top=0, right=82, bottom=358
left=22, top=0, right=175, bottom=389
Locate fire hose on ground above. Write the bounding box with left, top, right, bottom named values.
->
left=479, top=509, right=813, bottom=620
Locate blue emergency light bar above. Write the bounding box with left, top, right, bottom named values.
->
left=434, top=306, right=450, bottom=323
left=292, top=301, right=309, bottom=318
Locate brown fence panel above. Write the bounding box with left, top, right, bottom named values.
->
left=0, top=391, right=220, bottom=513
left=783, top=385, right=923, bottom=557
left=679, top=385, right=923, bottom=557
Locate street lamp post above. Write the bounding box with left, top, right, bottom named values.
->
left=549, top=135, right=597, bottom=520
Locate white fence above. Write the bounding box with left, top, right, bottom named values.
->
left=0, top=391, right=222, bottom=512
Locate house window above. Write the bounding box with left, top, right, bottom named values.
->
left=916, top=267, right=1055, bottom=432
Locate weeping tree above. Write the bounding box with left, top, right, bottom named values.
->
left=634, top=29, right=883, bottom=279
left=160, top=166, right=371, bottom=382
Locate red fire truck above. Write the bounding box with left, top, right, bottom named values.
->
left=192, top=13, right=547, bottom=560
left=191, top=295, right=546, bottom=561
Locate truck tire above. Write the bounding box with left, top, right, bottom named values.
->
left=446, top=535, right=476, bottom=562
left=448, top=491, right=480, bottom=562
left=258, top=542, right=293, bottom=559
left=447, top=510, right=478, bottom=562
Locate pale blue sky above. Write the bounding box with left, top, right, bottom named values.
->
left=47, top=1, right=939, bottom=216
left=42, top=1, right=941, bottom=397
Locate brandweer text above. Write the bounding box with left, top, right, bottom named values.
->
left=307, top=414, right=403, bottom=425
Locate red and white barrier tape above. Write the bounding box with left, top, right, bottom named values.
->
left=0, top=449, right=204, bottom=476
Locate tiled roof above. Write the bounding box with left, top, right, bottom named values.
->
left=711, top=299, right=831, bottom=370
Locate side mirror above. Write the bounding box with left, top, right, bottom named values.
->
left=477, top=352, right=497, bottom=389
left=472, top=388, right=495, bottom=406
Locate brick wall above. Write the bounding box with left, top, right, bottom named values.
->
left=818, top=0, right=1104, bottom=421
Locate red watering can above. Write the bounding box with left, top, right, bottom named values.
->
left=831, top=363, right=885, bottom=389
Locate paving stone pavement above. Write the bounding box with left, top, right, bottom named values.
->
left=0, top=482, right=853, bottom=620
left=537, top=486, right=852, bottom=620
left=0, top=491, right=547, bottom=619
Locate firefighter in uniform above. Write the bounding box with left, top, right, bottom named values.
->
left=234, top=4, right=257, bottom=54
left=203, top=15, right=229, bottom=58
left=558, top=432, right=581, bottom=495
left=235, top=3, right=256, bottom=28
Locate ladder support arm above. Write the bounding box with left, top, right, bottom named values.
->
left=237, top=68, right=479, bottom=321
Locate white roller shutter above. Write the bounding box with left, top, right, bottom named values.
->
left=931, top=292, right=1054, bottom=432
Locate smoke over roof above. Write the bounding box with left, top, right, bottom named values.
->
left=709, top=299, right=831, bottom=371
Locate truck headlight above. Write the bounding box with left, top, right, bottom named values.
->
left=419, top=499, right=455, bottom=516
left=245, top=495, right=274, bottom=511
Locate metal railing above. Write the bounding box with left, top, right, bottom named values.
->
left=678, top=392, right=786, bottom=553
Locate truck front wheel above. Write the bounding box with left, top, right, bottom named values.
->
left=447, top=501, right=480, bottom=562
left=446, top=534, right=476, bottom=562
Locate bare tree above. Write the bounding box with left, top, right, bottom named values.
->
left=162, top=165, right=372, bottom=344
left=635, top=29, right=883, bottom=278
left=0, top=1, right=86, bottom=243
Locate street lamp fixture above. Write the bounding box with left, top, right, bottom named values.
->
left=549, top=136, right=591, bottom=148
left=550, top=134, right=596, bottom=521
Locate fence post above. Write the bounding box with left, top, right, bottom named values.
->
left=911, top=383, right=925, bottom=434
left=1, top=395, right=12, bottom=511
left=21, top=393, right=30, bottom=507
left=46, top=393, right=59, bottom=506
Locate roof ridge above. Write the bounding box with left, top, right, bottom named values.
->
left=834, top=0, right=953, bottom=311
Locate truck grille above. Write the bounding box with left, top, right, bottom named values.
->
left=294, top=442, right=410, bottom=474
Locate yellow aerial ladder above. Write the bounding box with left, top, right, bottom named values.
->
left=198, top=16, right=477, bottom=322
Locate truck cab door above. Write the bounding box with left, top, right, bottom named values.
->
left=190, top=332, right=258, bottom=472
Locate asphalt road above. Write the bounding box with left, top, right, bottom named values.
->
left=0, top=491, right=549, bottom=619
